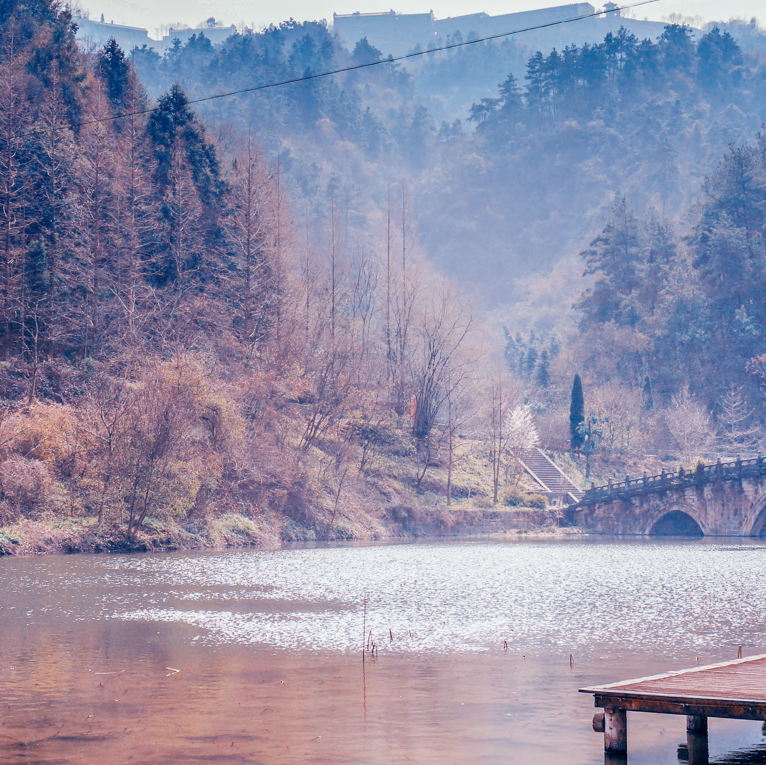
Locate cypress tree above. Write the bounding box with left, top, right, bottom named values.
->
left=535, top=349, right=551, bottom=388
left=642, top=375, right=654, bottom=411
left=570, top=373, right=585, bottom=450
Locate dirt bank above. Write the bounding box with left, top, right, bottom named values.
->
left=0, top=506, right=573, bottom=556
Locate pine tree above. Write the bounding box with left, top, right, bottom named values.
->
left=570, top=373, right=585, bottom=450
left=96, top=39, right=130, bottom=113
left=351, top=37, right=382, bottom=66
left=576, top=197, right=642, bottom=327
left=524, top=51, right=546, bottom=124
left=498, top=73, right=522, bottom=115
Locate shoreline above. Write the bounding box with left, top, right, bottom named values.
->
left=0, top=506, right=579, bottom=557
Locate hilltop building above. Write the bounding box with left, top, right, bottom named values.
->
left=333, top=3, right=595, bottom=54
left=333, top=3, right=673, bottom=56
left=73, top=14, right=237, bottom=53
left=74, top=16, right=152, bottom=50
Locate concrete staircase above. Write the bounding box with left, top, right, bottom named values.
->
left=518, top=448, right=584, bottom=505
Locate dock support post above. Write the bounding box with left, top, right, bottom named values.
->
left=687, top=715, right=707, bottom=733
left=603, top=706, right=627, bottom=754
left=686, top=730, right=709, bottom=765
left=686, top=716, right=709, bottom=765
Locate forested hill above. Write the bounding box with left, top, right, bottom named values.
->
left=0, top=0, right=488, bottom=544
left=425, top=23, right=766, bottom=305
left=125, top=18, right=766, bottom=308
left=3, top=0, right=766, bottom=550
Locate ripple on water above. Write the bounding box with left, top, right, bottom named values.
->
left=1, top=538, right=756, bottom=656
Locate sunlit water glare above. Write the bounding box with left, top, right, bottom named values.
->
left=3, top=537, right=766, bottom=764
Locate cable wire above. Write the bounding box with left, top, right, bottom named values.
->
left=23, top=0, right=660, bottom=136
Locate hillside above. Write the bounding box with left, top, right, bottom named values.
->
left=2, top=0, right=766, bottom=552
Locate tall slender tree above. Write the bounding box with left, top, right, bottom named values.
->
left=570, top=373, right=585, bottom=450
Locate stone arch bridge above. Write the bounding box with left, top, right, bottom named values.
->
left=564, top=457, right=766, bottom=537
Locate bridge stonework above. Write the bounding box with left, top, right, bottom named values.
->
left=565, top=458, right=766, bottom=537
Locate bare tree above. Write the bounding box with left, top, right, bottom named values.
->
left=391, top=181, right=417, bottom=414
left=69, top=79, right=116, bottom=359
left=223, top=131, right=274, bottom=353
left=482, top=364, right=523, bottom=504
left=411, top=284, right=472, bottom=489
left=665, top=385, right=713, bottom=464
left=350, top=246, right=378, bottom=365
left=33, top=60, right=75, bottom=356
left=111, top=70, right=158, bottom=346
left=0, top=22, right=30, bottom=360
left=384, top=185, right=394, bottom=382
left=444, top=369, right=475, bottom=505
left=591, top=381, right=642, bottom=456
left=118, top=354, right=237, bottom=538
left=80, top=373, right=134, bottom=525
left=328, top=189, right=342, bottom=343
left=716, top=386, right=761, bottom=455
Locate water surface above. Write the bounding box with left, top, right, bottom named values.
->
left=2, top=537, right=766, bottom=764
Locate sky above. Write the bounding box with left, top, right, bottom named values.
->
left=84, top=0, right=764, bottom=37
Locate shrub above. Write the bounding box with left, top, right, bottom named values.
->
left=526, top=493, right=548, bottom=509
left=502, top=486, right=526, bottom=506
left=7, top=403, right=79, bottom=464
left=0, top=455, right=53, bottom=516
left=502, top=486, right=548, bottom=509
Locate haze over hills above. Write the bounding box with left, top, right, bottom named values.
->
left=2, top=0, right=766, bottom=549
left=121, top=6, right=766, bottom=311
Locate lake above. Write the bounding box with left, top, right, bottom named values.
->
left=2, top=537, right=766, bottom=764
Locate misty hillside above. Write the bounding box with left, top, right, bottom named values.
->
left=128, top=18, right=766, bottom=310
left=3, top=0, right=766, bottom=552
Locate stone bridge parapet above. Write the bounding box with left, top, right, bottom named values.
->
left=565, top=456, right=766, bottom=536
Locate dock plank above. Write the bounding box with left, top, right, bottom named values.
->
left=582, top=655, right=766, bottom=754
left=582, top=654, right=766, bottom=705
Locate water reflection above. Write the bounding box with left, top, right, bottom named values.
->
left=1, top=538, right=766, bottom=764
left=677, top=742, right=766, bottom=764
left=677, top=731, right=710, bottom=764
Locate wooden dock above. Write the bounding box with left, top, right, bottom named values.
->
left=581, top=654, right=766, bottom=760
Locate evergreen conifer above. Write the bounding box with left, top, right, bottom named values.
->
left=536, top=349, right=551, bottom=388
left=642, top=375, right=654, bottom=411
left=570, top=373, right=585, bottom=450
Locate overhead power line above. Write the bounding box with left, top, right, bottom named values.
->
left=24, top=0, right=660, bottom=136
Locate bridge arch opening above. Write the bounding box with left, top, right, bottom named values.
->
left=748, top=506, right=766, bottom=537
left=650, top=511, right=703, bottom=537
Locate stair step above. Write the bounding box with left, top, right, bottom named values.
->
left=518, top=448, right=583, bottom=499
